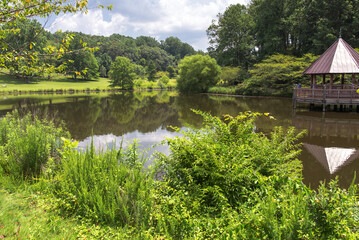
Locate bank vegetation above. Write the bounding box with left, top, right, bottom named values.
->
left=0, top=110, right=358, bottom=239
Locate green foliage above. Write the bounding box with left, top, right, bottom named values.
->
left=207, top=4, right=255, bottom=68
left=147, top=60, right=157, bottom=82
left=62, top=35, right=99, bottom=80
left=208, top=0, right=359, bottom=66
left=220, top=66, right=248, bottom=85
left=153, top=110, right=359, bottom=238
left=97, top=53, right=112, bottom=77
left=240, top=53, right=317, bottom=97
left=207, top=86, right=240, bottom=95
left=161, top=36, right=196, bottom=61
left=158, top=111, right=304, bottom=211
left=42, top=139, right=154, bottom=229
left=0, top=111, right=69, bottom=179
left=138, top=45, right=175, bottom=72
left=109, top=56, right=136, bottom=89
left=1, top=109, right=359, bottom=238
left=177, top=55, right=221, bottom=93
left=166, top=65, right=176, bottom=78
left=136, top=36, right=161, bottom=48
left=0, top=0, right=90, bottom=79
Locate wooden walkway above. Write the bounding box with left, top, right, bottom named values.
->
left=293, top=84, right=359, bottom=111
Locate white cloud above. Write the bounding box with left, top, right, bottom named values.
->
left=47, top=0, right=248, bottom=50
left=48, top=10, right=128, bottom=36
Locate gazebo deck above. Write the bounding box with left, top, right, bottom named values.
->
left=293, top=84, right=359, bottom=110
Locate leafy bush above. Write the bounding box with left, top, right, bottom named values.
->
left=158, top=111, right=304, bottom=212
left=177, top=55, right=221, bottom=93
left=240, top=54, right=318, bottom=97
left=153, top=110, right=359, bottom=239
left=0, top=111, right=69, bottom=179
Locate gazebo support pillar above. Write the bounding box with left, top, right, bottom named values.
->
left=352, top=74, right=356, bottom=86
left=322, top=74, right=326, bottom=85
left=330, top=74, right=334, bottom=88
left=310, top=75, right=314, bottom=88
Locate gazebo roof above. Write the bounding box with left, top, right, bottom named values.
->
left=304, top=38, right=359, bottom=75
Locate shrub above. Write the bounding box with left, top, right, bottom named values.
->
left=157, top=111, right=304, bottom=212
left=153, top=111, right=359, bottom=238
left=177, top=55, right=221, bottom=93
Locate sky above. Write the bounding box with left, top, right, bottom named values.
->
left=46, top=0, right=248, bottom=51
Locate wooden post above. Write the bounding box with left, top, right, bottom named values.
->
left=293, top=86, right=297, bottom=109
left=313, top=75, right=317, bottom=88
left=311, top=75, right=314, bottom=88
left=330, top=74, right=334, bottom=89
left=352, top=74, right=356, bottom=87
left=322, top=74, right=326, bottom=85
left=323, top=84, right=326, bottom=112
left=341, top=74, right=345, bottom=88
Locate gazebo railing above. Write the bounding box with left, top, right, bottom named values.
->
left=295, top=87, right=359, bottom=102
left=311, top=84, right=359, bottom=89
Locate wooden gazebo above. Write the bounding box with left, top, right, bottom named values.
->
left=294, top=38, right=359, bottom=111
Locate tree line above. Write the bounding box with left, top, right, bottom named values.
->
left=0, top=18, right=198, bottom=81
left=208, top=0, right=359, bottom=67
left=207, top=0, right=359, bottom=96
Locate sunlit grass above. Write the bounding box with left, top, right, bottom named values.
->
left=0, top=189, right=82, bottom=239
left=0, top=188, right=131, bottom=239
left=0, top=73, right=112, bottom=91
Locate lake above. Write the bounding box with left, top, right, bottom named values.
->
left=1, top=90, right=358, bottom=189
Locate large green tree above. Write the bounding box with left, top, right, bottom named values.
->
left=138, top=45, right=174, bottom=71
left=250, top=0, right=299, bottom=59
left=290, top=0, right=359, bottom=55
left=62, top=34, right=99, bottom=80
left=177, top=55, right=221, bottom=93
left=109, top=56, right=136, bottom=89
left=207, top=4, right=255, bottom=69
left=161, top=37, right=196, bottom=61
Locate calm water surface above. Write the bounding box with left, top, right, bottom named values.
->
left=1, top=91, right=359, bottom=189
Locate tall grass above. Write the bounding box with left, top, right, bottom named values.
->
left=0, top=111, right=69, bottom=180
left=41, top=139, right=154, bottom=230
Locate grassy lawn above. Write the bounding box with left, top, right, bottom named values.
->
left=0, top=189, right=84, bottom=239
left=0, top=74, right=112, bottom=92
left=0, top=187, right=129, bottom=239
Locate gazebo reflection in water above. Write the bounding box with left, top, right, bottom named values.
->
left=294, top=38, right=359, bottom=111
left=292, top=111, right=359, bottom=188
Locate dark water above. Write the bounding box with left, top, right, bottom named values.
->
left=1, top=91, right=359, bottom=189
